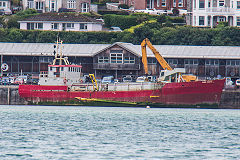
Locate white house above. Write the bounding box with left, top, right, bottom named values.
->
left=22, top=0, right=91, bottom=13
left=0, top=0, right=10, bottom=10
left=190, top=0, right=240, bottom=27
left=18, top=13, right=103, bottom=31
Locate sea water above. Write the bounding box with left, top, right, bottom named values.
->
left=0, top=105, right=239, bottom=160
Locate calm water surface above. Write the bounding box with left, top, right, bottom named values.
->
left=0, top=105, right=239, bottom=160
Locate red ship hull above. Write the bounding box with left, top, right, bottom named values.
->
left=19, top=79, right=225, bottom=106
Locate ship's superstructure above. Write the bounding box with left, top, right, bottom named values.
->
left=38, top=39, right=82, bottom=86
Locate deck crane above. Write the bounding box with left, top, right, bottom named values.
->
left=141, top=38, right=196, bottom=82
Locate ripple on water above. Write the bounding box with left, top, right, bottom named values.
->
left=0, top=106, right=240, bottom=159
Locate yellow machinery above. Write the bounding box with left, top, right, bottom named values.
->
left=89, top=74, right=98, bottom=91
left=141, top=38, right=197, bottom=82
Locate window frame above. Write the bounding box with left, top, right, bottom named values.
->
left=81, top=2, right=89, bottom=12
left=124, top=57, right=135, bottom=64
left=110, top=53, right=123, bottom=64
left=67, top=0, right=76, bottom=9
left=98, top=57, right=109, bottom=63
left=51, top=23, right=59, bottom=30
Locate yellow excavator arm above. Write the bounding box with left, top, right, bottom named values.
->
left=141, top=38, right=172, bottom=74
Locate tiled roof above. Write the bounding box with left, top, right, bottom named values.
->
left=19, top=13, right=102, bottom=23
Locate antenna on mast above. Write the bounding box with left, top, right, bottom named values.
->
left=52, top=37, right=70, bottom=65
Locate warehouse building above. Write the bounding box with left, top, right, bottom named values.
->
left=1, top=42, right=240, bottom=80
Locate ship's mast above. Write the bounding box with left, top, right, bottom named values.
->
left=52, top=38, right=70, bottom=65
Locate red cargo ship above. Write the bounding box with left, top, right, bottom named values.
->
left=18, top=40, right=225, bottom=107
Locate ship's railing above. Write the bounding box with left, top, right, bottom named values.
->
left=71, top=82, right=162, bottom=92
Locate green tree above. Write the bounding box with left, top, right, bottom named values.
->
left=8, top=29, right=23, bottom=42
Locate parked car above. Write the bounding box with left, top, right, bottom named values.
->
left=225, top=77, right=233, bottom=86
left=109, top=27, right=122, bottom=32
left=15, top=75, right=29, bottom=84
left=0, top=8, right=12, bottom=15
left=123, top=76, right=133, bottom=82
left=1, top=77, right=10, bottom=85
left=26, top=78, right=39, bottom=85
left=9, top=77, right=16, bottom=85
left=102, top=76, right=114, bottom=83
left=136, top=76, right=147, bottom=83
left=236, top=79, right=240, bottom=88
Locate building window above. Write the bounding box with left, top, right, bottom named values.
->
left=162, top=0, right=166, bottom=7
left=67, top=23, right=74, bottom=28
left=0, top=2, right=6, bottom=7
left=226, top=60, right=240, bottom=66
left=157, top=0, right=160, bottom=7
left=199, top=16, right=205, bottom=25
left=35, top=23, right=43, bottom=29
left=147, top=58, right=157, bottom=64
left=219, top=0, right=224, bottom=6
left=174, top=0, right=176, bottom=7
left=51, top=23, right=59, bottom=29
left=67, top=0, right=76, bottom=9
left=205, top=59, right=219, bottom=65
left=178, top=0, right=183, bottom=7
left=237, top=17, right=240, bottom=26
left=27, top=23, right=34, bottom=30
left=110, top=50, right=123, bottom=53
left=199, top=0, right=205, bottom=8
left=98, top=57, right=109, bottom=63
left=167, top=59, right=178, bottom=65
left=237, top=1, right=240, bottom=9
left=184, top=59, right=198, bottom=65
left=111, top=54, right=123, bottom=63
left=80, top=23, right=87, bottom=30
left=27, top=1, right=34, bottom=8
left=36, top=2, right=44, bottom=10
left=124, top=57, right=135, bottom=64
left=194, top=16, right=196, bottom=25
left=81, top=3, right=89, bottom=12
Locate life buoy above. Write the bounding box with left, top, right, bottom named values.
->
left=1, top=63, right=8, bottom=72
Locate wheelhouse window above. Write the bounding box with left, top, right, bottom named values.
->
left=81, top=3, right=89, bottom=12
left=80, top=23, right=87, bottom=30
left=51, top=23, right=59, bottom=29
left=199, top=16, right=205, bottom=25
left=98, top=57, right=109, bottom=63
left=199, top=0, right=205, bottom=8
left=67, top=23, right=74, bottom=28
left=124, top=57, right=135, bottom=64
left=110, top=54, right=123, bottom=63
left=67, top=0, right=76, bottom=9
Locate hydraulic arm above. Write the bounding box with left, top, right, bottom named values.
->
left=141, top=38, right=172, bottom=74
